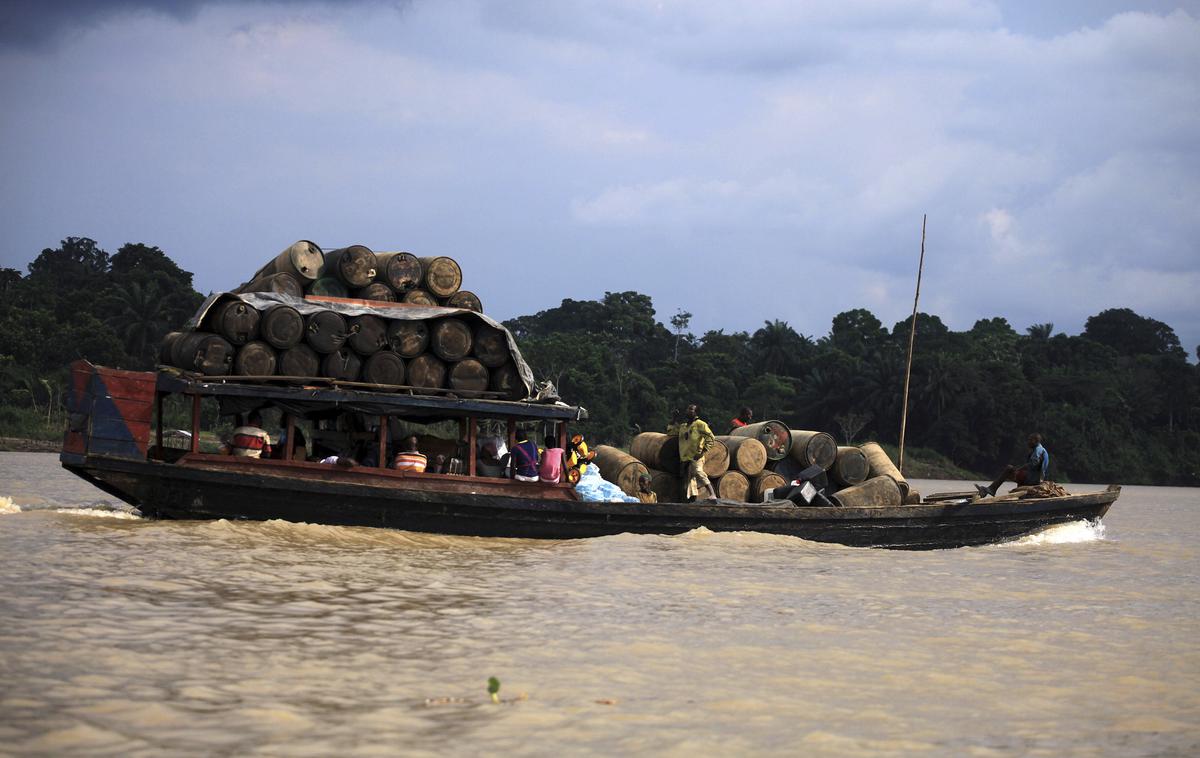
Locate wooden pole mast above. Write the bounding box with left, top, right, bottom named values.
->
left=898, top=214, right=927, bottom=474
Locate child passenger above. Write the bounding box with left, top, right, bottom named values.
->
left=539, top=436, right=565, bottom=483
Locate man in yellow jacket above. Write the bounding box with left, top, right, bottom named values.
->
left=678, top=403, right=717, bottom=501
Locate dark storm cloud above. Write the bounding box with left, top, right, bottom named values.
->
left=0, top=0, right=204, bottom=47
left=0, top=0, right=388, bottom=48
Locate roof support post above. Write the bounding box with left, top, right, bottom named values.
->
left=284, top=414, right=296, bottom=461
left=377, top=415, right=387, bottom=468
left=467, top=416, right=477, bottom=477
left=155, top=391, right=164, bottom=455
left=190, top=394, right=200, bottom=454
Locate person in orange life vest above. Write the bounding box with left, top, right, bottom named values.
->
left=539, top=436, right=566, bottom=483
left=565, top=433, right=594, bottom=480
left=392, top=436, right=428, bottom=473
left=511, top=433, right=541, bottom=482
left=729, top=406, right=753, bottom=433
left=230, top=411, right=272, bottom=458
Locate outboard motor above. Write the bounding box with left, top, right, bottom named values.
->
left=774, top=464, right=837, bottom=507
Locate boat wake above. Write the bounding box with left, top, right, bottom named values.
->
left=0, top=494, right=141, bottom=519
left=53, top=506, right=141, bottom=520
left=1004, top=519, right=1106, bottom=547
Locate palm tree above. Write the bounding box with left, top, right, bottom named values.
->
left=851, top=349, right=903, bottom=433
left=1026, top=323, right=1054, bottom=340
left=919, top=353, right=964, bottom=421
left=797, top=365, right=845, bottom=429
left=107, top=280, right=167, bottom=365
left=751, top=320, right=809, bottom=375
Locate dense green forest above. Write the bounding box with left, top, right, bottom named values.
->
left=3, top=238, right=1198, bottom=486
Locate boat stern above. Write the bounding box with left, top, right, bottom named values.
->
left=61, top=360, right=156, bottom=466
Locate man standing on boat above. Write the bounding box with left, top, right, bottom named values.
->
left=977, top=433, right=1049, bottom=497
left=678, top=403, right=718, bottom=502
left=729, top=406, right=753, bottom=433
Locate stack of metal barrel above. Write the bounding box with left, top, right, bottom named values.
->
left=619, top=421, right=919, bottom=506
left=157, top=240, right=525, bottom=400
left=234, top=240, right=484, bottom=311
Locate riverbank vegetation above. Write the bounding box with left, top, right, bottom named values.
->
left=2, top=238, right=1197, bottom=485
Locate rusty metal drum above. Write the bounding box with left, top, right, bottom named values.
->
left=351, top=282, right=396, bottom=302
left=307, top=277, right=349, bottom=299
left=323, top=245, right=378, bottom=289
left=304, top=310, right=348, bottom=354
left=362, top=351, right=405, bottom=387
left=279, top=344, right=320, bottom=377
left=407, top=353, right=447, bottom=390
left=430, top=318, right=473, bottom=362
left=386, top=320, right=429, bottom=358
left=239, top=272, right=304, bottom=298
left=321, top=348, right=362, bottom=382
left=417, top=256, right=462, bottom=298
left=233, top=340, right=277, bottom=376
left=401, top=289, right=438, bottom=306
left=472, top=324, right=510, bottom=368
left=375, top=252, right=423, bottom=292
left=263, top=240, right=324, bottom=282
left=259, top=304, right=305, bottom=350
left=445, top=290, right=482, bottom=312
left=448, top=358, right=489, bottom=392
left=171, top=332, right=234, bottom=376
left=205, top=300, right=260, bottom=346
left=731, top=421, right=793, bottom=461
left=347, top=315, right=387, bottom=356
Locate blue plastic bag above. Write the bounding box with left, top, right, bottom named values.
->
left=574, top=464, right=639, bottom=503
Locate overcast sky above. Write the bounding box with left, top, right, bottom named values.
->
left=2, top=0, right=1197, bottom=353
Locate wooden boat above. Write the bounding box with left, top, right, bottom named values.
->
left=60, top=361, right=1120, bottom=550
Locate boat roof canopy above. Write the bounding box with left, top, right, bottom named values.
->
left=155, top=371, right=587, bottom=422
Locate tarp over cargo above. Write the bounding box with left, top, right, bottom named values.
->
left=182, top=291, right=537, bottom=400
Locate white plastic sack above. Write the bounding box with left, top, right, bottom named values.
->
left=575, top=464, right=639, bottom=503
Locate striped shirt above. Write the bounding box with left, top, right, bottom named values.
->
left=392, top=452, right=428, bottom=473
left=230, top=426, right=272, bottom=458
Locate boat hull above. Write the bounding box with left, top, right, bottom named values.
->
left=62, top=453, right=1119, bottom=550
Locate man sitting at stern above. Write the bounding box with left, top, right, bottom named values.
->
left=977, top=433, right=1049, bottom=497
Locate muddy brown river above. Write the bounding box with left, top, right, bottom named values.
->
left=1, top=452, right=1197, bottom=755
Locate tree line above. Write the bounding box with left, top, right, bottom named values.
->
left=2, top=238, right=1197, bottom=485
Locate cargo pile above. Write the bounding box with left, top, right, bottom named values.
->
left=157, top=240, right=528, bottom=400
left=603, top=421, right=919, bottom=506
left=234, top=241, right=484, bottom=310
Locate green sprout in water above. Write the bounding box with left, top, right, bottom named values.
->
left=487, top=676, right=501, bottom=704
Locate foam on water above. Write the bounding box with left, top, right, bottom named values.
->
left=0, top=495, right=21, bottom=515
left=1005, top=519, right=1106, bottom=547
left=53, top=507, right=141, bottom=520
